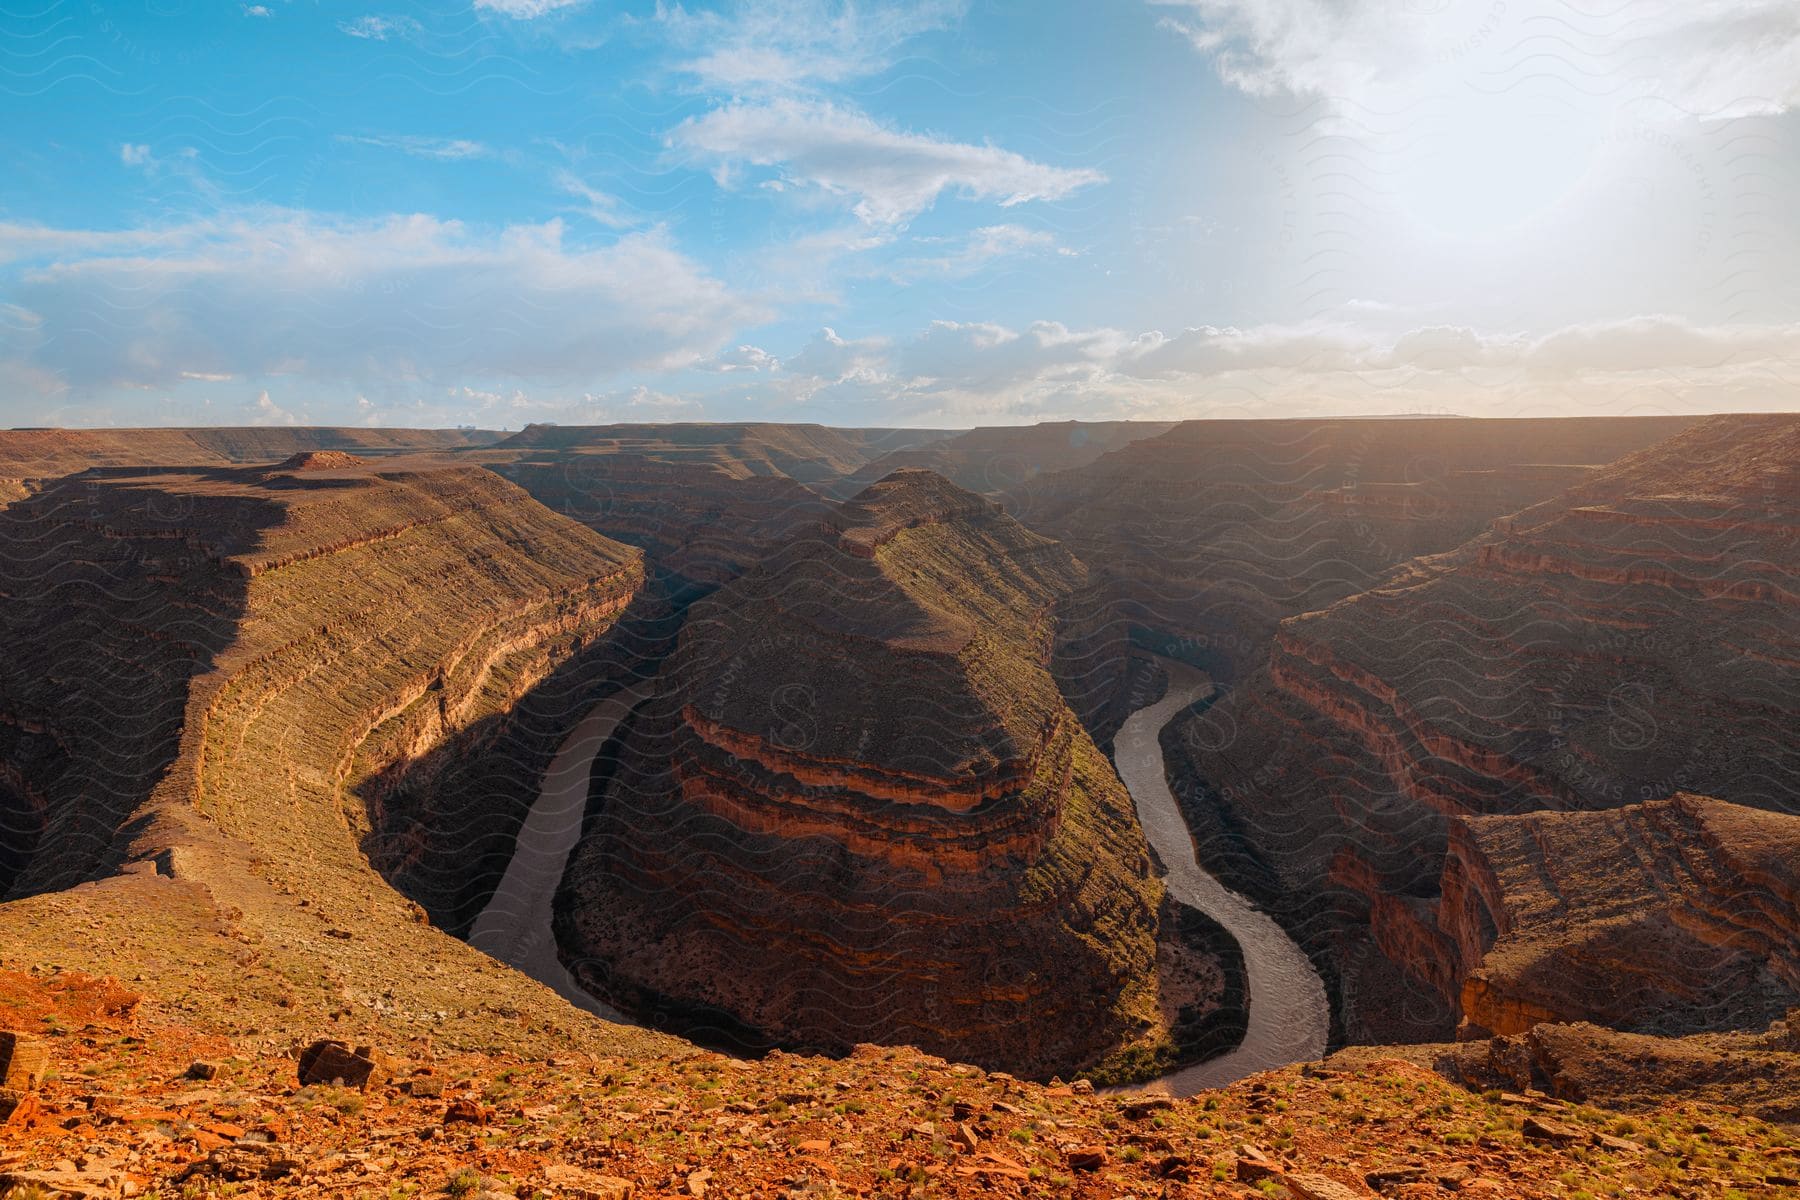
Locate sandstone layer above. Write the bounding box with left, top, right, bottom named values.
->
left=556, top=469, right=1169, bottom=1078
left=1164, top=413, right=1800, bottom=1042
left=0, top=457, right=674, bottom=1061
left=1441, top=794, right=1800, bottom=1038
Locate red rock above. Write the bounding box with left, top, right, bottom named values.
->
left=444, top=1099, right=488, bottom=1124
left=1288, top=1173, right=1374, bottom=1200
left=558, top=470, right=1163, bottom=1078
left=1066, top=1146, right=1106, bottom=1171
left=297, top=1040, right=382, bottom=1090
left=1521, top=1116, right=1583, bottom=1145
left=0, top=1033, right=48, bottom=1091
left=0, top=1089, right=41, bottom=1130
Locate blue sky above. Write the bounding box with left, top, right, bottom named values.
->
left=3, top=0, right=1798, bottom=428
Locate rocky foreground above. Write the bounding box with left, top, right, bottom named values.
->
left=3, top=969, right=1797, bottom=1200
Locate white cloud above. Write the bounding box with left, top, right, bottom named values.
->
left=1520, top=317, right=1800, bottom=374
left=5, top=210, right=764, bottom=391
left=733, top=314, right=1800, bottom=424
left=551, top=170, right=638, bottom=229
left=119, top=144, right=152, bottom=167
left=338, top=15, right=423, bottom=40
left=336, top=134, right=492, bottom=161
left=1122, top=324, right=1370, bottom=378
left=701, top=344, right=779, bottom=373
left=658, top=0, right=964, bottom=90
left=888, top=224, right=1061, bottom=281
left=1152, top=0, right=1800, bottom=119
left=782, top=326, right=889, bottom=381
left=474, top=0, right=586, bottom=18
left=250, top=389, right=298, bottom=426
left=242, top=5, right=272, bottom=17
left=670, top=99, right=1105, bottom=224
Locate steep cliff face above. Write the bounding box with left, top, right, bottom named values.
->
left=1165, top=414, right=1800, bottom=1042
left=1442, top=795, right=1800, bottom=1038
left=0, top=456, right=680, bottom=1057
left=556, top=469, right=1169, bottom=1078
left=0, top=459, right=662, bottom=1055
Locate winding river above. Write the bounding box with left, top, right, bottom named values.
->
left=474, top=657, right=1327, bottom=1091
left=1111, top=657, right=1330, bottom=1092
left=466, top=681, right=653, bottom=1024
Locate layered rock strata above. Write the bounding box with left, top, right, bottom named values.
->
left=1011, top=417, right=1700, bottom=687
left=0, top=456, right=644, bottom=928
left=1165, top=414, right=1800, bottom=1042
left=556, top=469, right=1167, bottom=1077
left=480, top=450, right=834, bottom=589
left=1441, top=794, right=1800, bottom=1038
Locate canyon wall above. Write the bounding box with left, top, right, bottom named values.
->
left=1164, top=413, right=1800, bottom=1042
left=1442, top=794, right=1800, bottom=1039
left=0, top=458, right=641, bottom=897
left=1010, top=416, right=1700, bottom=685
left=555, top=469, right=1174, bottom=1078
left=0, top=457, right=671, bottom=1055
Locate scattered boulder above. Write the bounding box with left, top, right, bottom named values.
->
left=1236, top=1144, right=1283, bottom=1183
left=542, top=1164, right=634, bottom=1200
left=185, top=1060, right=220, bottom=1081
left=1366, top=1166, right=1425, bottom=1189
left=407, top=1075, right=445, bottom=1099
left=1154, top=1155, right=1195, bottom=1181
left=0, top=1031, right=48, bottom=1090
left=1289, top=1173, right=1375, bottom=1200
left=1522, top=1116, right=1583, bottom=1146
left=0, top=1088, right=41, bottom=1130
left=297, top=1039, right=382, bottom=1090
left=1065, top=1146, right=1106, bottom=1171
left=444, top=1098, right=488, bottom=1124
left=176, top=1143, right=302, bottom=1184
left=1120, top=1095, right=1174, bottom=1119
left=0, top=1167, right=124, bottom=1199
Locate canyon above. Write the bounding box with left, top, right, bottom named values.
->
left=0, top=414, right=1795, bottom=1198
left=1162, top=413, right=1800, bottom=1042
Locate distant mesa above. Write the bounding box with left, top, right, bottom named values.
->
left=272, top=450, right=368, bottom=471
left=821, top=420, right=1175, bottom=500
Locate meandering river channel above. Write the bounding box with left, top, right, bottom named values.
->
left=1110, top=657, right=1330, bottom=1092
left=475, top=657, right=1328, bottom=1090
